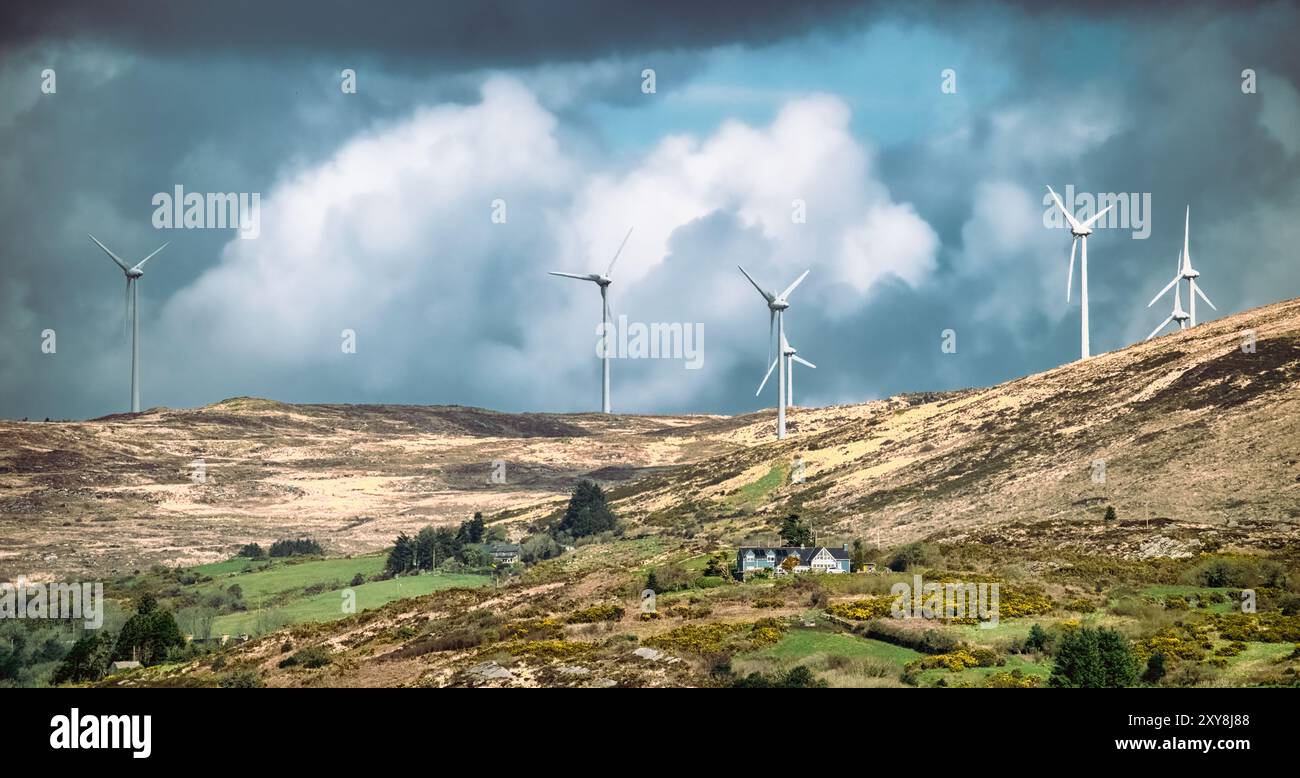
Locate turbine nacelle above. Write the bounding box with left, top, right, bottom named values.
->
left=126, top=267, right=144, bottom=279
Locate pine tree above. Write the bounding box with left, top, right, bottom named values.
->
left=1049, top=627, right=1136, bottom=688
left=779, top=514, right=813, bottom=546
left=386, top=533, right=415, bottom=574
left=467, top=512, right=486, bottom=544
left=558, top=480, right=618, bottom=538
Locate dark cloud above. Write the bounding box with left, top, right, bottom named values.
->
left=2, top=0, right=878, bottom=68
left=0, top=1, right=1297, bottom=421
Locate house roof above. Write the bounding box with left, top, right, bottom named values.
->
left=738, top=546, right=850, bottom=563
left=486, top=542, right=521, bottom=553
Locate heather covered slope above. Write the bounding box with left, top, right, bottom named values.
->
left=3, top=297, right=1299, bottom=583
left=614, top=296, right=1300, bottom=558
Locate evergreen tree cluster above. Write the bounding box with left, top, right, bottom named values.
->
left=385, top=513, right=494, bottom=574
left=556, top=480, right=619, bottom=539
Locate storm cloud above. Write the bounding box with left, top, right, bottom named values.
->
left=1, top=1, right=1297, bottom=420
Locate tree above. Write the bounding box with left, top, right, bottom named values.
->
left=645, top=569, right=659, bottom=594
left=237, top=543, right=266, bottom=559
left=1025, top=623, right=1050, bottom=653
left=1049, top=627, right=1138, bottom=688
left=779, top=514, right=813, bottom=547
left=385, top=533, right=415, bottom=574
left=1143, top=652, right=1167, bottom=684
left=702, top=552, right=729, bottom=578
left=268, top=538, right=323, bottom=557
left=520, top=533, right=562, bottom=563
left=557, top=480, right=618, bottom=539
left=177, top=606, right=217, bottom=641
left=52, top=631, right=114, bottom=684
left=850, top=539, right=870, bottom=572
left=780, top=555, right=800, bottom=574
left=888, top=542, right=931, bottom=572
left=467, top=512, right=486, bottom=544
left=1104, top=506, right=1117, bottom=522
left=414, top=526, right=438, bottom=570
left=113, top=598, right=184, bottom=666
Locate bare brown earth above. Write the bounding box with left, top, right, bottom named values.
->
left=3, top=296, right=1300, bottom=585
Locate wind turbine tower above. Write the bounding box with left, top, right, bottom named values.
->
left=548, top=227, right=633, bottom=414
left=88, top=234, right=169, bottom=413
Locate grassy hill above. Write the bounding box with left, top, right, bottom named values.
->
left=6, top=297, right=1300, bottom=688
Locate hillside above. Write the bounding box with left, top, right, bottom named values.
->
left=8, top=297, right=1299, bottom=690
left=3, top=298, right=1300, bottom=583
left=613, top=296, right=1300, bottom=558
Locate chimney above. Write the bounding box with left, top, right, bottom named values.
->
left=843, top=543, right=849, bottom=551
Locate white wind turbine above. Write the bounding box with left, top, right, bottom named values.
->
left=740, top=266, right=809, bottom=440
left=1145, top=254, right=1190, bottom=341
left=1148, top=206, right=1216, bottom=327
left=549, top=227, right=633, bottom=414
left=1047, top=186, right=1115, bottom=360
left=88, top=234, right=169, bottom=413
left=756, top=334, right=816, bottom=409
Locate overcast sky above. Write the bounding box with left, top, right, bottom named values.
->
left=1, top=0, right=1297, bottom=420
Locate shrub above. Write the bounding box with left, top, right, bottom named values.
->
left=278, top=645, right=331, bottom=669
left=567, top=604, right=625, bottom=624
left=349, top=573, right=366, bottom=587
left=986, top=669, right=1041, bottom=688
left=237, top=543, right=266, bottom=559
left=888, top=542, right=932, bottom=572
left=218, top=670, right=264, bottom=688
left=1142, top=652, right=1167, bottom=684
left=732, top=665, right=826, bottom=688
left=1024, top=623, right=1051, bottom=654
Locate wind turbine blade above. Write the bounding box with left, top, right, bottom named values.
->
left=756, top=358, right=778, bottom=396
left=1147, top=275, right=1178, bottom=308
left=548, top=271, right=598, bottom=282
left=606, top=227, right=633, bottom=277
left=1080, top=204, right=1114, bottom=230
left=131, top=242, right=169, bottom=272
left=778, top=269, right=810, bottom=300
left=1184, top=205, right=1190, bottom=262
left=1146, top=315, right=1174, bottom=342
left=1194, top=283, right=1216, bottom=311
left=738, top=265, right=775, bottom=302
left=88, top=234, right=129, bottom=272
left=792, top=355, right=816, bottom=369
left=1046, top=186, right=1083, bottom=232
left=1066, top=238, right=1077, bottom=302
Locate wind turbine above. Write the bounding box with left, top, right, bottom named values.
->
left=548, top=227, right=632, bottom=414
left=755, top=334, right=815, bottom=410
left=1149, top=206, right=1216, bottom=327
left=782, top=336, right=815, bottom=409
left=1145, top=271, right=1190, bottom=341
left=740, top=266, right=809, bottom=439
left=88, top=234, right=168, bottom=413
left=1047, top=186, right=1114, bottom=360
